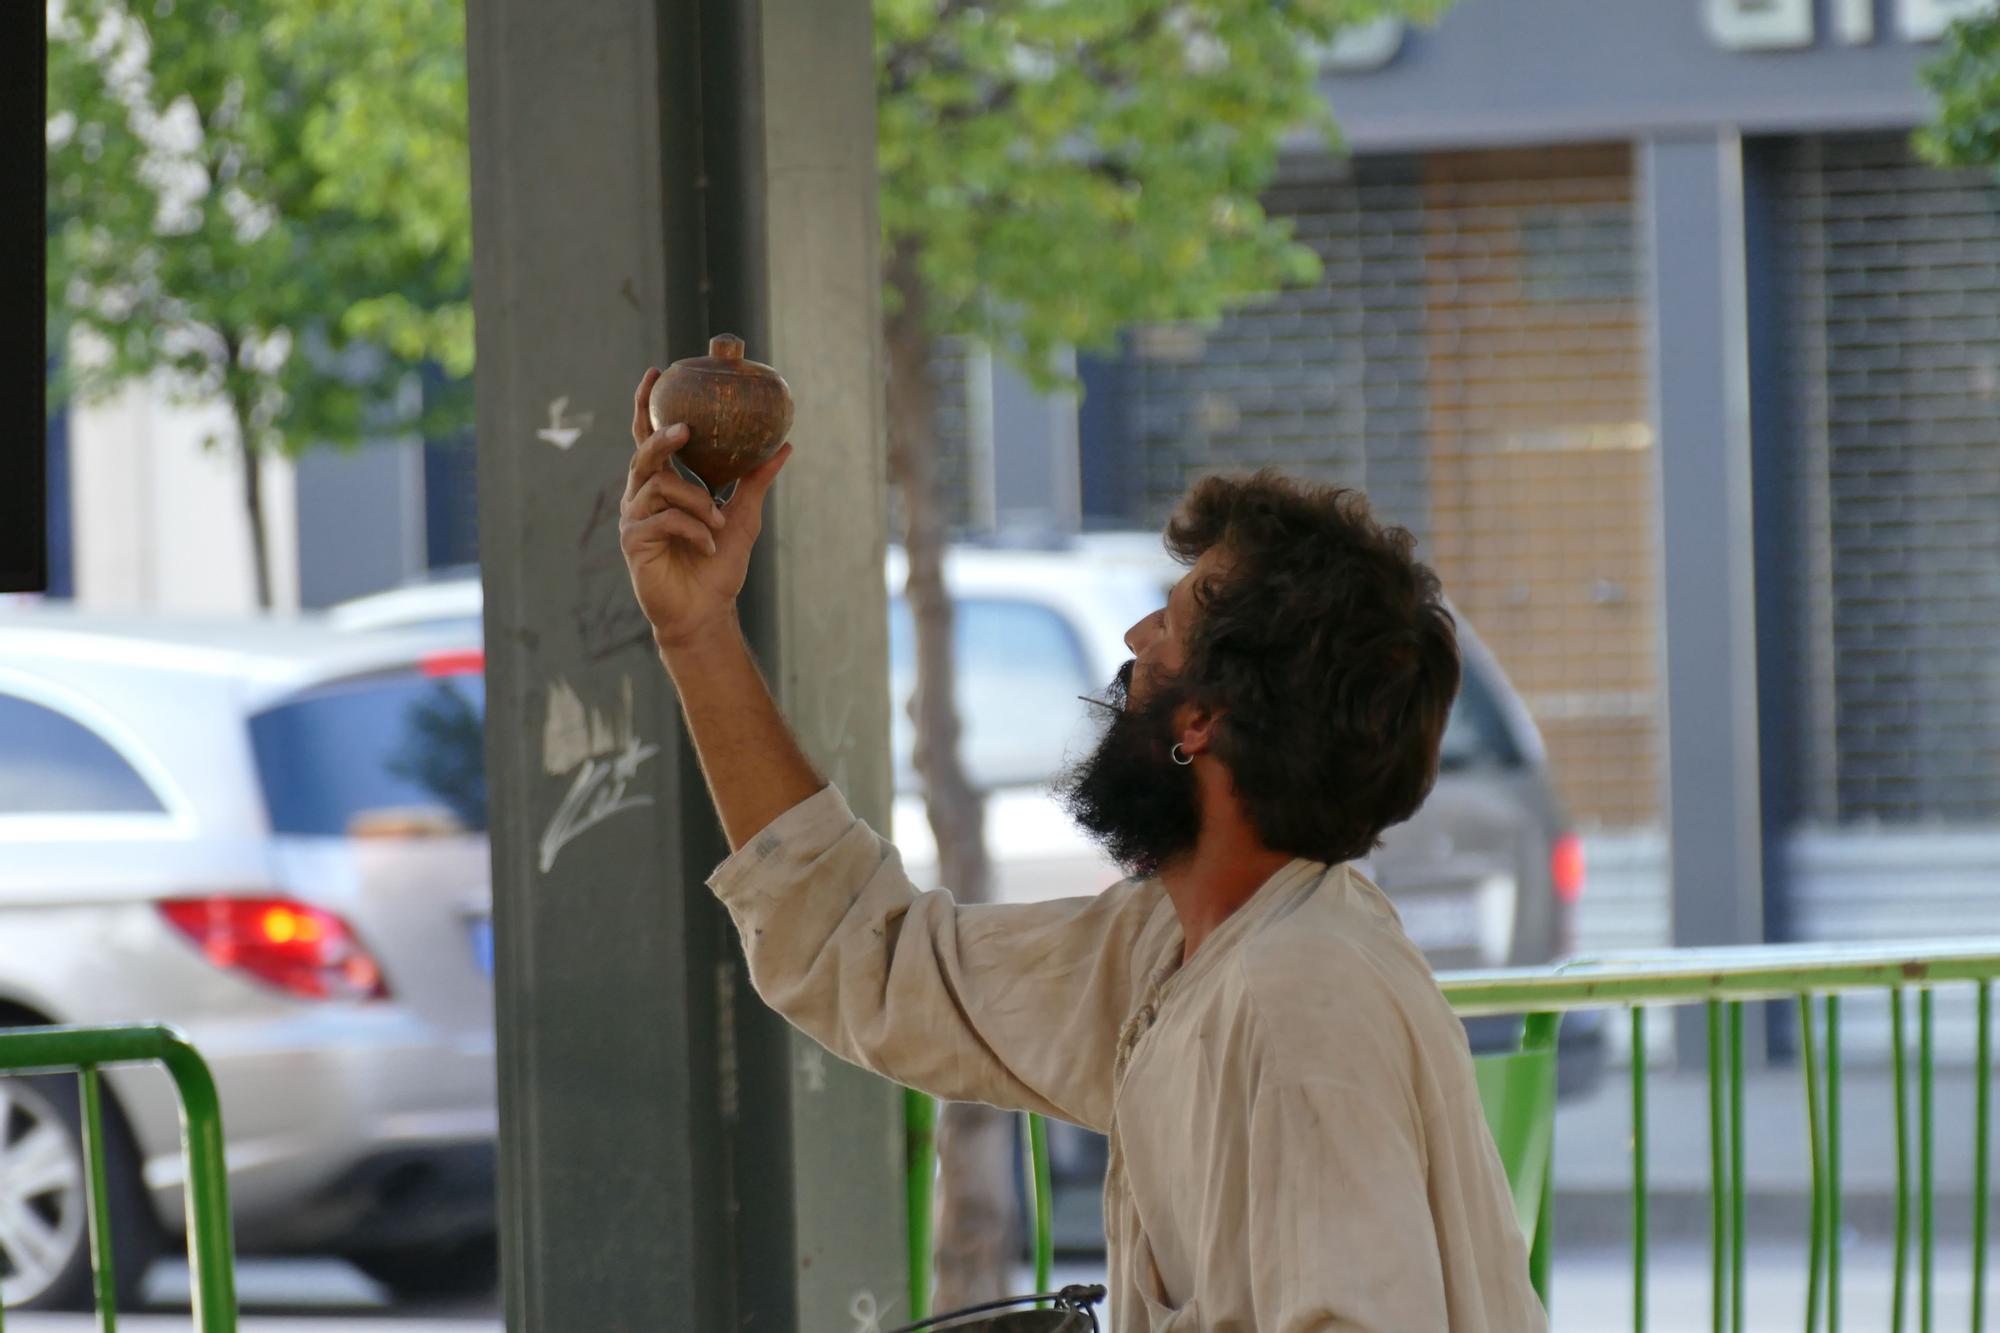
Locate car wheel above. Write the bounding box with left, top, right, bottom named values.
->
left=0, top=1072, right=155, bottom=1312
left=348, top=1232, right=498, bottom=1303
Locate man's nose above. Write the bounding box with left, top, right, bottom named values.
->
left=1125, top=608, right=1163, bottom=656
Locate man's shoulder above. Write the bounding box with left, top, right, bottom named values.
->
left=1241, top=865, right=1431, bottom=984
left=1234, top=868, right=1459, bottom=1064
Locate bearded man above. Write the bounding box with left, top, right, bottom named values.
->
left=619, top=370, right=1546, bottom=1332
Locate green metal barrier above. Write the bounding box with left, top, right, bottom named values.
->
left=904, top=1088, right=937, bottom=1322
left=0, top=1024, right=237, bottom=1332
left=1472, top=1010, right=1560, bottom=1306
left=1442, top=939, right=2000, bottom=1333
left=900, top=1094, right=1055, bottom=1324
left=906, top=938, right=2000, bottom=1333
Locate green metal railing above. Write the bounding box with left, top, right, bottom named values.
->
left=905, top=938, right=2000, bottom=1332
left=0, top=1025, right=237, bottom=1332
left=905, top=1088, right=936, bottom=1320
left=1440, top=939, right=2000, bottom=1332
left=902, top=1091, right=1055, bottom=1324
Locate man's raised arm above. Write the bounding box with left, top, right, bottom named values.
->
left=616, top=371, right=1143, bottom=1131
left=618, top=368, right=818, bottom=850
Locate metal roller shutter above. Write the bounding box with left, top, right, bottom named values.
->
left=1117, top=145, right=1661, bottom=834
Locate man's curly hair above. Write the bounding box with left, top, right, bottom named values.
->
left=1165, top=471, right=1461, bottom=866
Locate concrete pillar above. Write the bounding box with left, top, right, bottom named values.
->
left=1641, top=133, right=1766, bottom=1059
left=467, top=3, right=901, bottom=1328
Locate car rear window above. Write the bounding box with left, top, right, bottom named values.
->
left=890, top=597, right=1097, bottom=792
left=250, top=669, right=487, bottom=836
left=0, top=693, right=166, bottom=815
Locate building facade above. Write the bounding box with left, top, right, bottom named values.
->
left=935, top=0, right=2000, bottom=958
left=39, top=0, right=2000, bottom=961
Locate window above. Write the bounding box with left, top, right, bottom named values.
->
left=251, top=670, right=488, bottom=836
left=0, top=694, right=166, bottom=815
left=890, top=598, right=1097, bottom=793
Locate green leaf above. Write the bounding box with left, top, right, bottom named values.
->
left=877, top=0, right=1440, bottom=390
left=46, top=0, right=473, bottom=453
left=1920, top=13, right=2000, bottom=173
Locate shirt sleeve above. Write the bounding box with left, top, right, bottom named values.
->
left=706, top=784, right=1157, bottom=1132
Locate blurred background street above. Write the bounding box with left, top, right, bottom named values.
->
left=13, top=0, right=2000, bottom=1324
left=4, top=1242, right=1984, bottom=1332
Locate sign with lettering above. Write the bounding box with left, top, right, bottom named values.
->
left=1703, top=0, right=1995, bottom=50
left=1321, top=18, right=1406, bottom=72
left=1704, top=0, right=1813, bottom=48
left=1901, top=0, right=1998, bottom=39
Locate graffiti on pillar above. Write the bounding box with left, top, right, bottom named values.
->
left=848, top=1290, right=885, bottom=1333
left=538, top=675, right=660, bottom=874
left=536, top=395, right=593, bottom=450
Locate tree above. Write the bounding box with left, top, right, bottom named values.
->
left=1918, top=11, right=2000, bottom=174
left=45, top=0, right=472, bottom=609
left=876, top=0, right=1441, bottom=1309
left=50, top=0, right=1450, bottom=1306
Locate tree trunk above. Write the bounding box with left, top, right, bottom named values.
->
left=222, top=367, right=274, bottom=611
left=885, top=239, right=1019, bottom=1311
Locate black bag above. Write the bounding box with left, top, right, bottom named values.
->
left=883, top=1284, right=1105, bottom=1333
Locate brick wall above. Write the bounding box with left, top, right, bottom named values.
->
left=1102, top=145, right=1663, bottom=830
left=1771, top=133, right=2000, bottom=826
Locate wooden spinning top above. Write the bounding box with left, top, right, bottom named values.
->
left=647, top=333, right=794, bottom=491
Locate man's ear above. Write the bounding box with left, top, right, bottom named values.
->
left=1179, top=703, right=1223, bottom=758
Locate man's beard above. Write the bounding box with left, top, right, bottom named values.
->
left=1053, top=661, right=1201, bottom=880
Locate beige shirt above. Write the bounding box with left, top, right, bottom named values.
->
left=708, top=785, right=1546, bottom=1333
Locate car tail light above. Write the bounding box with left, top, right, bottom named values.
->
left=420, top=648, right=484, bottom=678
left=1551, top=832, right=1585, bottom=906
left=157, top=897, right=389, bottom=1001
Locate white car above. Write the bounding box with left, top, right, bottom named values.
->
left=882, top=542, right=1168, bottom=904
left=0, top=611, right=497, bottom=1309
left=883, top=540, right=1575, bottom=970
left=328, top=536, right=1605, bottom=1248
left=881, top=536, right=1603, bottom=1241
left=332, top=538, right=1594, bottom=982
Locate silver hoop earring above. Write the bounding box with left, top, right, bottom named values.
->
left=1171, top=743, right=1193, bottom=767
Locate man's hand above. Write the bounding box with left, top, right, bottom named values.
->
left=619, top=368, right=820, bottom=850
left=620, top=367, right=793, bottom=652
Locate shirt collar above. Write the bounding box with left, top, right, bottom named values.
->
left=1154, top=856, right=1334, bottom=999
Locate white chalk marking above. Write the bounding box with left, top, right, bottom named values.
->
left=537, top=676, right=659, bottom=874
left=536, top=395, right=593, bottom=450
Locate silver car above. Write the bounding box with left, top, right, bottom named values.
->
left=883, top=539, right=1601, bottom=1053
left=334, top=544, right=1602, bottom=1060
left=0, top=611, right=496, bottom=1310
left=879, top=537, right=1603, bottom=1247
left=328, top=538, right=1607, bottom=1247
